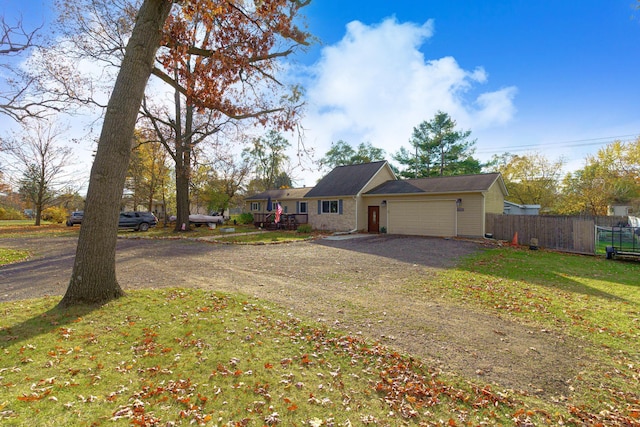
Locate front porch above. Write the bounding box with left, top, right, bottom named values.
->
left=253, top=213, right=308, bottom=230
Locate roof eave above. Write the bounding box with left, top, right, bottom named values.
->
left=356, top=161, right=390, bottom=197
left=364, top=189, right=487, bottom=197
left=495, top=173, right=509, bottom=196
left=304, top=194, right=355, bottom=199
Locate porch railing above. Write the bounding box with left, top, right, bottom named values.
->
left=252, top=213, right=308, bottom=230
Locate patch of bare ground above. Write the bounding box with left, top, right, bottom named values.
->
left=0, top=234, right=589, bottom=399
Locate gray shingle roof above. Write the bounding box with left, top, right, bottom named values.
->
left=304, top=161, right=387, bottom=198
left=245, top=187, right=312, bottom=200
left=365, top=173, right=503, bottom=195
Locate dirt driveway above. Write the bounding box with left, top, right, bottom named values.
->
left=0, top=234, right=587, bottom=398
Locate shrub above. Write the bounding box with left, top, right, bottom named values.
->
left=296, top=224, right=312, bottom=234
left=0, top=207, right=25, bottom=220
left=41, top=206, right=68, bottom=223
left=380, top=226, right=387, bottom=233
left=237, top=212, right=254, bottom=224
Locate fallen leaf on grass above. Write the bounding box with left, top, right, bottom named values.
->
left=17, top=389, right=51, bottom=401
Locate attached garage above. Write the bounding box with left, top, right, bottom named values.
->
left=363, top=173, right=508, bottom=238
left=388, top=199, right=457, bottom=237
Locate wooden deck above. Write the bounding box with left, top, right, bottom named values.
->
left=253, top=213, right=308, bottom=230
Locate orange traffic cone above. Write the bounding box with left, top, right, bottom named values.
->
left=511, top=232, right=518, bottom=246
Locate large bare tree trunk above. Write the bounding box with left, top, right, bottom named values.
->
left=173, top=85, right=193, bottom=231
left=59, top=0, right=173, bottom=307
left=175, top=155, right=191, bottom=231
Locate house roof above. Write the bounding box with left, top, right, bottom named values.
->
left=504, top=200, right=541, bottom=209
left=365, top=173, right=506, bottom=195
left=245, top=187, right=312, bottom=201
left=304, top=161, right=388, bottom=198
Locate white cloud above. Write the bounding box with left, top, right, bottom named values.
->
left=473, top=87, right=518, bottom=128
left=296, top=17, right=517, bottom=184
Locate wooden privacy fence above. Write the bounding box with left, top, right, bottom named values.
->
left=486, top=214, right=604, bottom=255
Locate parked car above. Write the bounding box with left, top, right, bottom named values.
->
left=66, top=211, right=84, bottom=226
left=118, top=211, right=158, bottom=231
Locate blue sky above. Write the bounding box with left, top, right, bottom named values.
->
left=2, top=0, right=640, bottom=188
left=291, top=0, right=640, bottom=184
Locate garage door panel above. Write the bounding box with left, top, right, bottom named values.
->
left=388, top=200, right=456, bottom=237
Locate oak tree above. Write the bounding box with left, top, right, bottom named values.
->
left=59, top=0, right=310, bottom=305
left=208, top=150, right=251, bottom=213
left=45, top=0, right=309, bottom=231
left=140, top=0, right=309, bottom=230
left=59, top=0, right=173, bottom=307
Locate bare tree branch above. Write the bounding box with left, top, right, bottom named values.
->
left=0, top=16, right=41, bottom=55
left=0, top=16, right=64, bottom=120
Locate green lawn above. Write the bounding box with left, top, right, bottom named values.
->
left=0, top=219, right=315, bottom=244
left=123, top=223, right=316, bottom=243
left=0, top=289, right=526, bottom=426
left=436, top=247, right=640, bottom=425
left=444, top=249, right=640, bottom=350
left=0, top=248, right=30, bottom=264
left=1, top=231, right=639, bottom=425
left=138, top=222, right=257, bottom=237
left=0, top=220, right=78, bottom=238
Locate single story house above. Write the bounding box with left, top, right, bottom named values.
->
left=245, top=161, right=507, bottom=238
left=503, top=201, right=540, bottom=215
left=246, top=187, right=313, bottom=218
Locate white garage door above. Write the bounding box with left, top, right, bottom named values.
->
left=388, top=200, right=457, bottom=237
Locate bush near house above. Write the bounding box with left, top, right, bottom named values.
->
left=237, top=212, right=254, bottom=224
left=296, top=224, right=312, bottom=233
left=41, top=206, right=68, bottom=223
left=0, top=207, right=24, bottom=220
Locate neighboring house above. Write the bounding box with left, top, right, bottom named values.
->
left=245, top=186, right=313, bottom=215
left=608, top=204, right=633, bottom=217
left=503, top=201, right=541, bottom=215
left=120, top=198, right=167, bottom=219
left=245, top=187, right=313, bottom=227
left=245, top=161, right=508, bottom=238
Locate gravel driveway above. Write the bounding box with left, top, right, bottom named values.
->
left=0, top=234, right=587, bottom=398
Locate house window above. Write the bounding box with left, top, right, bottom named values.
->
left=322, top=200, right=339, bottom=214
left=251, top=202, right=260, bottom=211
left=299, top=202, right=307, bottom=214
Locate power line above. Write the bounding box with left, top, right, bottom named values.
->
left=476, top=133, right=639, bottom=155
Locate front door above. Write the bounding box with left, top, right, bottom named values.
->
left=368, top=206, right=380, bottom=233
